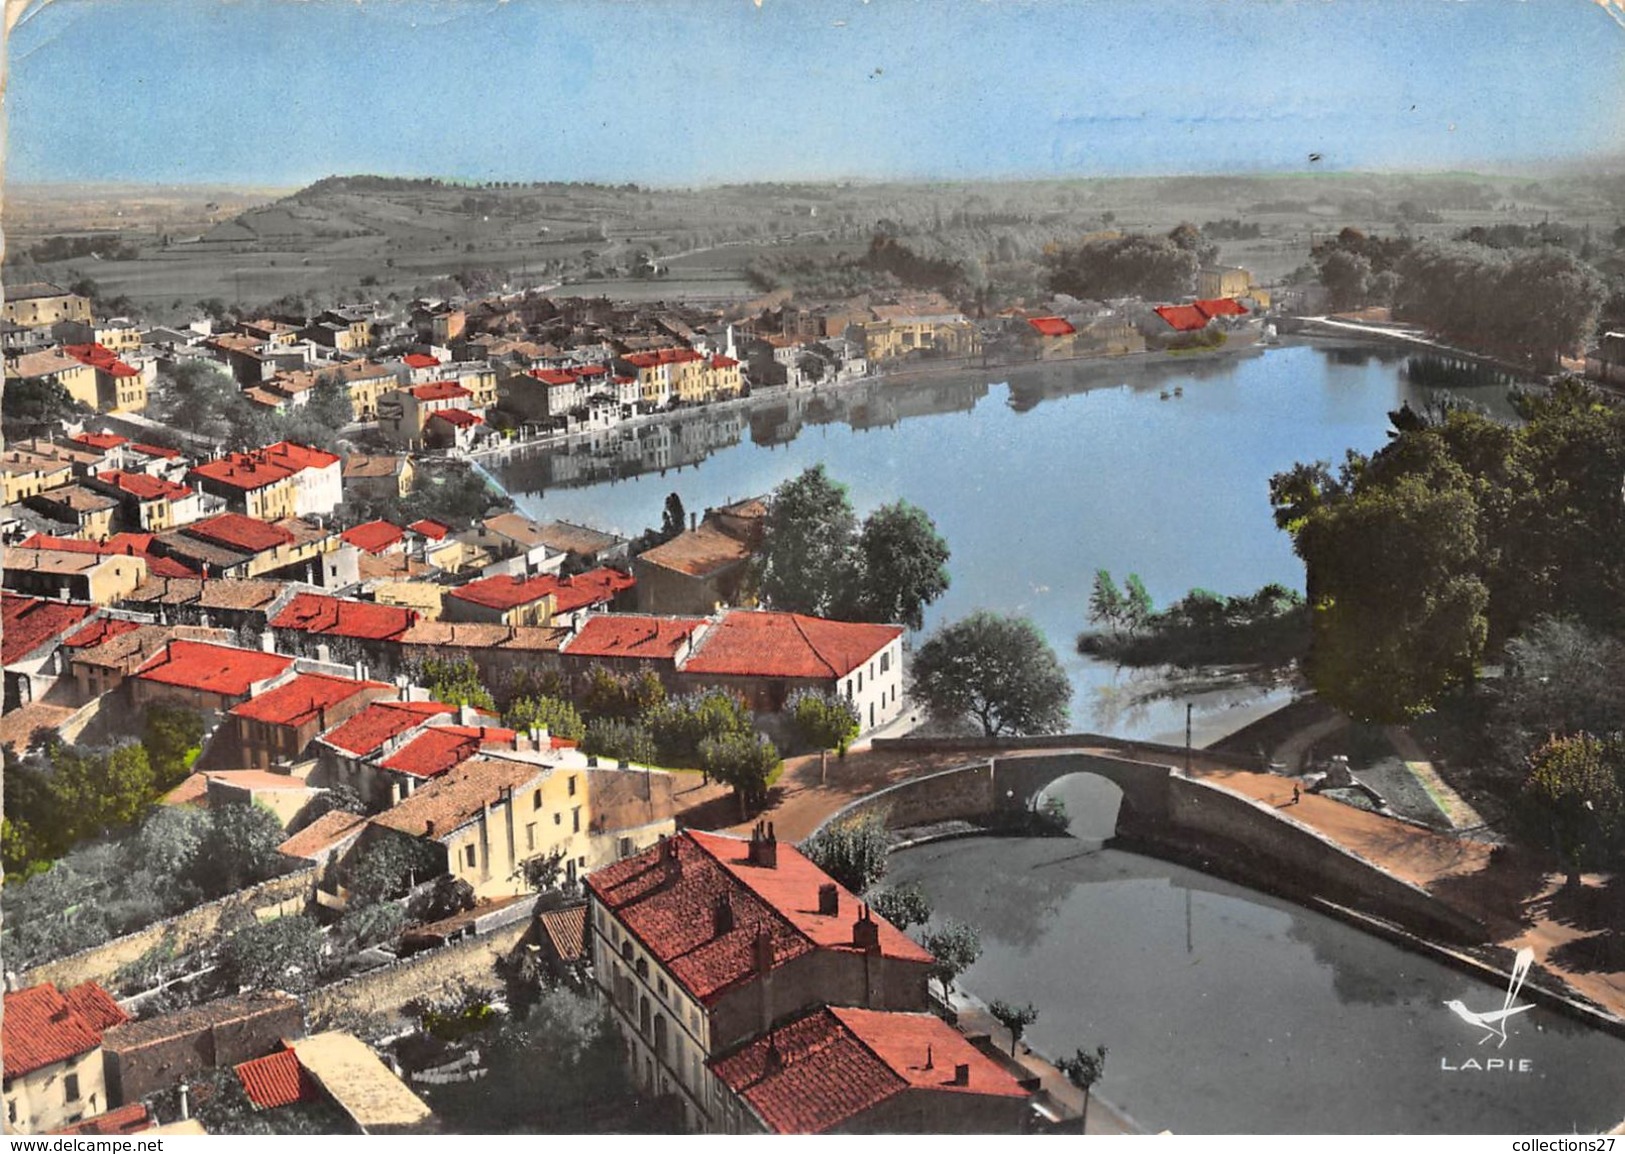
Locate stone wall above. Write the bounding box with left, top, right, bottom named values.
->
left=1161, top=776, right=1486, bottom=943
left=307, top=919, right=531, bottom=1028
left=824, top=762, right=999, bottom=832
left=22, top=868, right=317, bottom=992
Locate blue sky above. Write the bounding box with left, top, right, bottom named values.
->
left=6, top=0, right=1624, bottom=187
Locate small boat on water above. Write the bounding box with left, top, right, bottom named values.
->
left=1173, top=385, right=1184, bottom=397
left=1159, top=389, right=1171, bottom=400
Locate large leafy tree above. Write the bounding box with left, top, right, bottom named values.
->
left=801, top=808, right=891, bottom=895
left=848, top=500, right=950, bottom=630
left=699, top=731, right=783, bottom=817
left=910, top=611, right=1071, bottom=736
left=1520, top=733, right=1625, bottom=887
left=920, top=919, right=982, bottom=1000
left=760, top=464, right=860, bottom=616
left=505, top=695, right=586, bottom=741
left=417, top=656, right=496, bottom=712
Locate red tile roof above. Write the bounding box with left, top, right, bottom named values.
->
left=1027, top=315, right=1076, bottom=337
left=277, top=809, right=369, bottom=861
left=134, top=639, right=293, bottom=697
left=371, top=755, right=541, bottom=835
left=430, top=408, right=484, bottom=428
left=408, top=518, right=452, bottom=540
left=683, top=611, right=900, bottom=680
left=229, top=672, right=389, bottom=728
left=402, top=353, right=441, bottom=369
left=711, top=1006, right=1026, bottom=1134
left=1154, top=304, right=1210, bottom=332
left=262, top=441, right=340, bottom=470
left=190, top=453, right=296, bottom=492
left=710, top=355, right=739, bottom=369
left=531, top=369, right=578, bottom=386
left=235, top=1046, right=316, bottom=1110
left=129, top=442, right=183, bottom=460
left=64, top=343, right=139, bottom=378
left=621, top=347, right=704, bottom=368
left=564, top=613, right=706, bottom=660
left=71, top=432, right=129, bottom=451
left=339, top=519, right=405, bottom=554
left=448, top=567, right=633, bottom=614
left=184, top=513, right=295, bottom=554
left=1194, top=297, right=1249, bottom=319
left=319, top=699, right=454, bottom=756
left=61, top=616, right=144, bottom=650
left=2, top=593, right=98, bottom=664
left=63, top=982, right=132, bottom=1033
left=407, top=381, right=471, bottom=402
left=99, top=470, right=194, bottom=502
left=52, top=1103, right=151, bottom=1135
left=271, top=592, right=417, bottom=641
left=2, top=982, right=129, bottom=1078
left=18, top=532, right=193, bottom=578
left=378, top=724, right=513, bottom=779
left=586, top=830, right=930, bottom=1006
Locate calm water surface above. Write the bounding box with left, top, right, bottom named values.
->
left=491, top=343, right=1519, bottom=744
left=888, top=835, right=1625, bottom=1134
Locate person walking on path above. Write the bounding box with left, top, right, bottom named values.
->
left=1292, top=783, right=1301, bottom=805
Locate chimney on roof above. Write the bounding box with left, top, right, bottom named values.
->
left=852, top=903, right=881, bottom=953
left=747, top=820, right=778, bottom=869
left=713, top=894, right=735, bottom=937
left=952, top=1063, right=971, bottom=1087
left=817, top=882, right=839, bottom=917
left=689, top=511, right=697, bottom=532
left=425, top=819, right=436, bottom=837
left=765, top=1035, right=784, bottom=1073
left=752, top=927, right=774, bottom=974
left=925, top=1044, right=934, bottom=1070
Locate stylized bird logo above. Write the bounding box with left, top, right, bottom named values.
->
left=1445, top=947, right=1535, bottom=1048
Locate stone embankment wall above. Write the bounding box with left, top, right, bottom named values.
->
left=23, top=868, right=317, bottom=991
left=307, top=919, right=530, bottom=1027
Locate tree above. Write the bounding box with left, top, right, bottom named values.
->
left=189, top=803, right=287, bottom=896
left=868, top=882, right=932, bottom=931
left=760, top=464, right=859, bottom=616
left=645, top=689, right=753, bottom=766
left=699, top=731, right=783, bottom=818
left=1122, top=574, right=1154, bottom=637
left=417, top=656, right=495, bottom=711
left=660, top=491, right=687, bottom=540
left=50, top=742, right=156, bottom=842
left=787, top=688, right=860, bottom=783
left=920, top=919, right=982, bottom=1001
left=989, top=999, right=1039, bottom=1057
left=1521, top=733, right=1625, bottom=887
left=1058, top=1044, right=1108, bottom=1132
left=1088, top=570, right=1126, bottom=636
left=910, top=611, right=1072, bottom=736
left=801, top=808, right=891, bottom=895
left=506, top=695, right=586, bottom=741
left=849, top=500, right=950, bottom=629
left=579, top=718, right=659, bottom=767
left=348, top=835, right=439, bottom=905
left=521, top=846, right=570, bottom=894
left=1496, top=619, right=1625, bottom=754
left=2, top=376, right=90, bottom=440
left=218, top=915, right=325, bottom=994
left=579, top=665, right=665, bottom=721
left=142, top=706, right=205, bottom=791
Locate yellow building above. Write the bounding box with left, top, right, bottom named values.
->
left=850, top=296, right=980, bottom=364
left=25, top=485, right=119, bottom=540
left=3, top=547, right=148, bottom=605
left=1, top=982, right=129, bottom=1134
left=188, top=454, right=301, bottom=520
left=0, top=449, right=74, bottom=504
left=7, top=348, right=100, bottom=411
left=1198, top=265, right=1254, bottom=300
left=368, top=755, right=677, bottom=900
left=2, top=282, right=92, bottom=329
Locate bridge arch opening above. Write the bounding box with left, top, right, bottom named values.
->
left=1033, top=772, right=1126, bottom=845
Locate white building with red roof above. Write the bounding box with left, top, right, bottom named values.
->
left=585, top=827, right=935, bottom=1132
left=677, top=610, right=905, bottom=733
left=2, top=981, right=130, bottom=1133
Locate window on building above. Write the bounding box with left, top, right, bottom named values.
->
left=621, top=941, right=634, bottom=963
left=64, top=1073, right=80, bottom=1102
left=7, top=1099, right=16, bottom=1125
left=533, top=789, right=542, bottom=810
left=464, top=845, right=477, bottom=868
left=572, top=808, right=581, bottom=833
left=526, top=823, right=536, bottom=851
left=568, top=775, right=577, bottom=796
left=554, top=812, right=561, bottom=826
left=657, top=977, right=668, bottom=999
left=636, top=958, right=649, bottom=980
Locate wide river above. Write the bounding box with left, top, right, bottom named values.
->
left=490, top=341, right=1519, bottom=745
left=887, top=831, right=1625, bottom=1134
